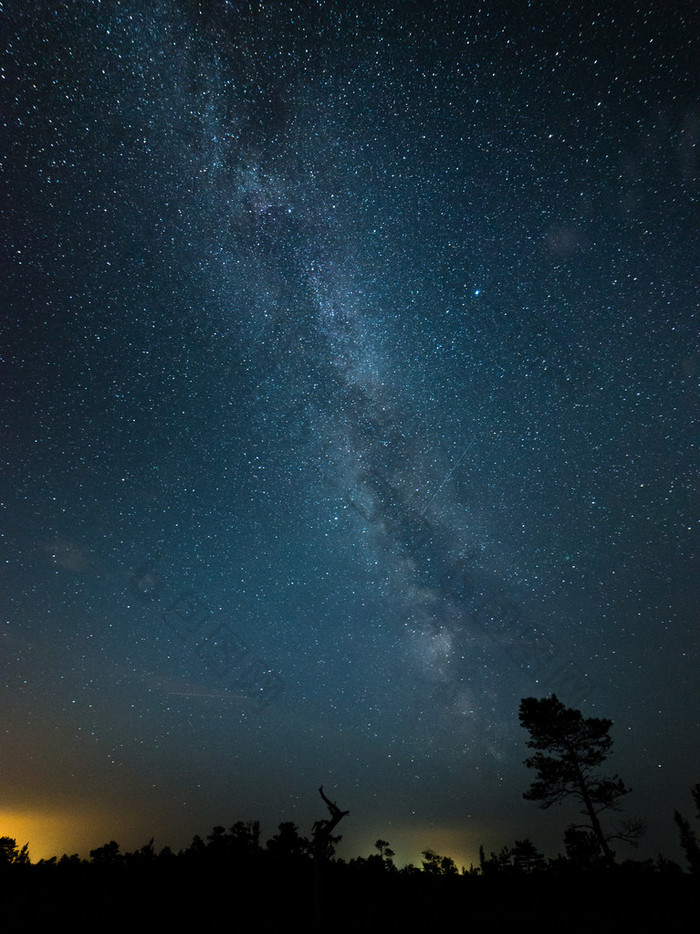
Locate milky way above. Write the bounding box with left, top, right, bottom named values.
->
left=3, top=1, right=697, bottom=865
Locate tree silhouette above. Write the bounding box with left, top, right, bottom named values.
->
left=207, top=820, right=261, bottom=864
left=674, top=782, right=700, bottom=873
left=478, top=839, right=545, bottom=874
left=511, top=838, right=546, bottom=873
left=311, top=785, right=349, bottom=861
left=478, top=843, right=513, bottom=875
left=0, top=837, right=29, bottom=866
left=265, top=821, right=310, bottom=862
left=89, top=840, right=121, bottom=864
left=519, top=694, right=644, bottom=866
left=311, top=786, right=349, bottom=933
left=421, top=849, right=458, bottom=875
left=374, top=838, right=396, bottom=870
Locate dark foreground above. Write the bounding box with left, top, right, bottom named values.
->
left=3, top=857, right=698, bottom=933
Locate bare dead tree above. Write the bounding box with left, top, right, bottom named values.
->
left=312, top=786, right=349, bottom=932
left=312, top=785, right=350, bottom=859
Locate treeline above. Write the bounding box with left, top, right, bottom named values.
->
left=0, top=823, right=697, bottom=933
left=2, top=696, right=699, bottom=931
left=0, top=816, right=696, bottom=876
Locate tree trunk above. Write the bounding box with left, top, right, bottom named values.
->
left=570, top=753, right=615, bottom=866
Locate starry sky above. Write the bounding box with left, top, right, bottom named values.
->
left=2, top=1, right=698, bottom=867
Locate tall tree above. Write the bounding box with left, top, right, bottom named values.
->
left=519, top=695, right=643, bottom=866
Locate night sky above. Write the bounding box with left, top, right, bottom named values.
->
left=2, top=1, right=698, bottom=868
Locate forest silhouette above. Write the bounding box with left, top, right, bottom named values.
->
left=2, top=698, right=697, bottom=932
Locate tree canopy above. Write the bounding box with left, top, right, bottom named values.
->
left=519, top=694, right=643, bottom=865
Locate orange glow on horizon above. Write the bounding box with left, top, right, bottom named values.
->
left=3, top=807, right=488, bottom=870
left=0, top=806, right=121, bottom=862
